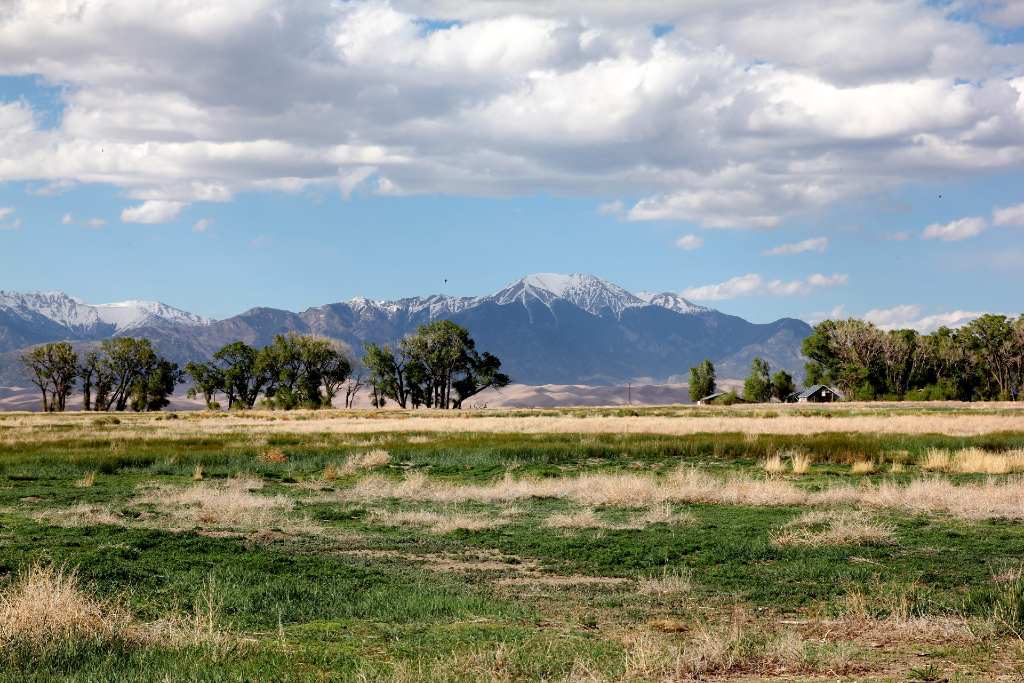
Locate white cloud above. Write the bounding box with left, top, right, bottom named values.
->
left=193, top=217, right=212, bottom=233
left=598, top=200, right=624, bottom=216
left=682, top=272, right=847, bottom=300
left=85, top=217, right=106, bottom=228
left=61, top=212, right=73, bottom=224
left=921, top=216, right=988, bottom=241
left=120, top=200, right=186, bottom=224
left=0, top=207, right=13, bottom=220
left=864, top=304, right=983, bottom=333
left=764, top=236, right=828, bottom=255
left=675, top=234, right=703, bottom=250
left=339, top=166, right=377, bottom=200
left=0, top=2, right=1020, bottom=229
left=993, top=203, right=1024, bottom=227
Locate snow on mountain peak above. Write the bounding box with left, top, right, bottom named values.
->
left=0, top=290, right=211, bottom=332
left=636, top=291, right=710, bottom=315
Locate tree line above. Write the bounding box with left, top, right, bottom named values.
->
left=686, top=313, right=1024, bottom=404
left=687, top=357, right=795, bottom=404
left=802, top=314, right=1024, bottom=401
left=20, top=320, right=509, bottom=412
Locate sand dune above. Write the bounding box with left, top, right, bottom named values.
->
left=1, top=381, right=749, bottom=412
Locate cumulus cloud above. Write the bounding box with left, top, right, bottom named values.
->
left=764, top=236, right=828, bottom=255
left=0, top=1, right=1021, bottom=229
left=921, top=216, right=988, bottom=241
left=864, top=304, right=983, bottom=333
left=598, top=200, right=625, bottom=216
left=993, top=203, right=1024, bottom=227
left=682, top=272, right=847, bottom=300
left=675, top=234, right=703, bottom=250
left=121, top=200, right=186, bottom=224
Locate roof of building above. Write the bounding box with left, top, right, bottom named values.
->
left=794, top=384, right=842, bottom=399
left=697, top=391, right=727, bottom=402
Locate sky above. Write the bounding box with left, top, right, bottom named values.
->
left=0, top=0, right=1022, bottom=331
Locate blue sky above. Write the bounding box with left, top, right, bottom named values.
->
left=1, top=1, right=1022, bottom=330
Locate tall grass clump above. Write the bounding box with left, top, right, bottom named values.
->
left=0, top=564, right=140, bottom=669
left=921, top=447, right=1024, bottom=474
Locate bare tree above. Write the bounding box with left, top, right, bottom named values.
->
left=344, top=372, right=365, bottom=408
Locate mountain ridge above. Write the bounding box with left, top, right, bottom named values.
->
left=0, top=274, right=811, bottom=386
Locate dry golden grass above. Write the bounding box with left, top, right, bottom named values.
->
left=133, top=477, right=297, bottom=529
left=341, top=449, right=391, bottom=474
left=772, top=510, right=895, bottom=547
left=790, top=452, right=813, bottom=475
left=762, top=454, right=787, bottom=475
left=890, top=462, right=905, bottom=473
left=921, top=447, right=1024, bottom=474
left=5, top=408, right=1024, bottom=448
left=542, top=509, right=602, bottom=529
left=0, top=563, right=234, bottom=663
left=75, top=471, right=96, bottom=488
left=0, top=563, right=139, bottom=656
left=344, top=467, right=1024, bottom=521
left=636, top=568, right=693, bottom=596
left=850, top=460, right=876, bottom=475
left=543, top=504, right=694, bottom=531
left=33, top=503, right=124, bottom=528
left=192, top=464, right=204, bottom=481
left=367, top=508, right=503, bottom=534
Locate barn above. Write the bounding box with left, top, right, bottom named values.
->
left=787, top=384, right=843, bottom=403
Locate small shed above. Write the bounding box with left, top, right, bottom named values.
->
left=696, top=391, right=726, bottom=405
left=788, top=384, right=842, bottom=403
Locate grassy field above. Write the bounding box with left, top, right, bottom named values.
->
left=3, top=406, right=1024, bottom=680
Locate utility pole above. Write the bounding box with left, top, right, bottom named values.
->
left=627, top=382, right=631, bottom=405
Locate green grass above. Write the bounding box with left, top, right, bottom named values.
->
left=4, top=418, right=1024, bottom=679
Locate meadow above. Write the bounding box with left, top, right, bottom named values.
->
left=3, top=405, right=1024, bottom=681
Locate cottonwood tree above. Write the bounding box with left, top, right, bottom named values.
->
left=211, top=341, right=273, bottom=409
left=20, top=342, right=79, bottom=412
left=688, top=359, right=716, bottom=403
left=743, top=358, right=772, bottom=403
left=184, top=361, right=224, bottom=409
left=770, top=370, right=795, bottom=402
left=363, top=321, right=509, bottom=410
left=88, top=338, right=181, bottom=412
left=262, top=333, right=353, bottom=408
left=363, top=342, right=412, bottom=408
left=79, top=351, right=99, bottom=411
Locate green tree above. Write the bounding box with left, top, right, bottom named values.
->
left=185, top=361, right=224, bottom=409
left=262, top=333, right=353, bottom=408
left=211, top=341, right=273, bottom=409
left=79, top=351, right=99, bottom=411
left=20, top=342, right=79, bottom=411
left=130, top=358, right=184, bottom=411
left=363, top=342, right=411, bottom=409
left=743, top=357, right=772, bottom=403
left=363, top=321, right=508, bottom=410
left=770, top=369, right=795, bottom=402
left=688, top=359, right=716, bottom=403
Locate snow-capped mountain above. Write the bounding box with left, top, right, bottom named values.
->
left=490, top=273, right=646, bottom=317
left=0, top=290, right=210, bottom=339
left=341, top=274, right=705, bottom=321
left=636, top=291, right=710, bottom=315
left=0, top=274, right=811, bottom=387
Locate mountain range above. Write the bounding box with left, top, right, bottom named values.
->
left=0, top=274, right=811, bottom=387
